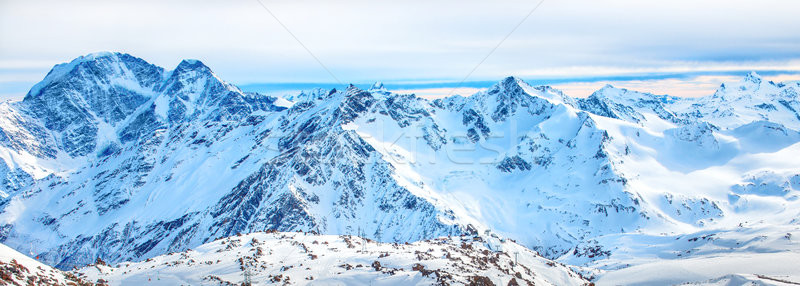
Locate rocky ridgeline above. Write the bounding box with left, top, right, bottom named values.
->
left=76, top=231, right=590, bottom=285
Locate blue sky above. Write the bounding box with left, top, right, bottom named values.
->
left=1, top=0, right=799, bottom=99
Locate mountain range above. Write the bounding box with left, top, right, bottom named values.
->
left=0, top=52, right=799, bottom=285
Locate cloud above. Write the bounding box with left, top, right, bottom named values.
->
left=551, top=74, right=800, bottom=98
left=1, top=0, right=799, bottom=84
left=508, top=60, right=800, bottom=79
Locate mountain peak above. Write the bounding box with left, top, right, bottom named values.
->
left=82, top=51, right=118, bottom=60
left=500, top=76, right=523, bottom=86
left=712, top=71, right=765, bottom=98
left=164, top=59, right=217, bottom=88
left=744, top=71, right=763, bottom=85
left=346, top=83, right=362, bottom=93
left=67, top=51, right=132, bottom=68
left=174, top=59, right=212, bottom=74
left=484, top=76, right=526, bottom=95
left=26, top=52, right=137, bottom=98
left=485, top=76, right=574, bottom=105
left=370, top=81, right=386, bottom=91
left=593, top=84, right=625, bottom=95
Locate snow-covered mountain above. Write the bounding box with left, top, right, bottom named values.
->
left=1, top=52, right=800, bottom=284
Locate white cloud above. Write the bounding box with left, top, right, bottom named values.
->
left=1, top=0, right=799, bottom=84
left=551, top=74, right=800, bottom=98
left=0, top=59, right=60, bottom=70
left=509, top=60, right=800, bottom=79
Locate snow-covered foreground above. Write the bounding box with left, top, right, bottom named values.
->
left=598, top=252, right=800, bottom=285
left=5, top=227, right=799, bottom=285
left=571, top=224, right=800, bottom=285
left=0, top=242, right=91, bottom=285
left=76, top=231, right=589, bottom=285
left=71, top=228, right=800, bottom=285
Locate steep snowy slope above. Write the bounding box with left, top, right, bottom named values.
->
left=348, top=77, right=645, bottom=258
left=0, top=53, right=467, bottom=269
left=557, top=73, right=800, bottom=284
left=76, top=231, right=589, bottom=286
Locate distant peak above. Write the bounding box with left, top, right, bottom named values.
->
left=180, top=59, right=201, bottom=65
left=588, top=84, right=666, bottom=103
left=370, top=81, right=386, bottom=90
left=588, top=84, right=618, bottom=98
left=70, top=51, right=130, bottom=66
left=501, top=76, right=523, bottom=86
left=487, top=76, right=528, bottom=94
left=68, top=51, right=123, bottom=66
left=744, top=71, right=762, bottom=84
left=171, top=59, right=214, bottom=78
left=25, top=52, right=129, bottom=98
left=82, top=51, right=118, bottom=60
left=345, top=84, right=363, bottom=93
left=176, top=59, right=209, bottom=70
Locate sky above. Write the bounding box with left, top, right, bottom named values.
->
left=2, top=0, right=800, bottom=99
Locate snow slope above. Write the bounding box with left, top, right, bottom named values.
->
left=0, top=242, right=91, bottom=285
left=76, top=231, right=589, bottom=286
